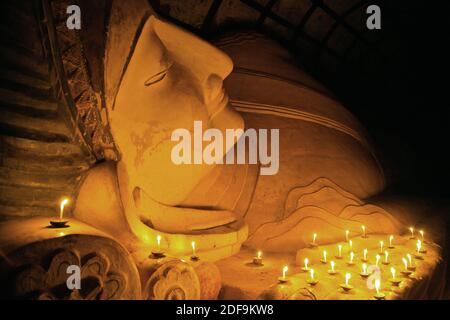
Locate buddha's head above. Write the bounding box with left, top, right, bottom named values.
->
left=110, top=15, right=244, bottom=206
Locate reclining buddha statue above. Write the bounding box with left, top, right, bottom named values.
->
left=73, top=0, right=405, bottom=260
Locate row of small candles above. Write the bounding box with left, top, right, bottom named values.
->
left=272, top=227, right=428, bottom=300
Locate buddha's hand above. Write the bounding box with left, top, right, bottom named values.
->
left=135, top=187, right=238, bottom=233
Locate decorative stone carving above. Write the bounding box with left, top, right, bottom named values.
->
left=144, top=260, right=201, bottom=300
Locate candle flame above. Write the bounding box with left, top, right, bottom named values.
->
left=59, top=198, right=69, bottom=220
left=379, top=240, right=384, bottom=252
left=384, top=251, right=389, bottom=263
left=407, top=253, right=412, bottom=266
left=282, top=265, right=288, bottom=279
left=323, top=250, right=327, bottom=262
left=257, top=251, right=262, bottom=259
left=362, top=263, right=367, bottom=274
left=389, top=235, right=394, bottom=246
left=363, top=248, right=368, bottom=260
left=375, top=278, right=380, bottom=294
left=419, top=230, right=424, bottom=240
left=310, top=268, right=315, bottom=280
left=331, top=261, right=335, bottom=272
left=345, top=230, right=349, bottom=241
left=304, top=257, right=309, bottom=269
left=156, top=235, right=162, bottom=247
left=349, top=240, right=353, bottom=250
left=391, top=267, right=396, bottom=279
left=191, top=241, right=196, bottom=254
left=402, top=257, right=408, bottom=270
left=338, top=244, right=342, bottom=256
left=350, top=251, right=354, bottom=263
left=416, top=240, right=422, bottom=253
left=376, top=254, right=380, bottom=266
left=313, top=233, right=317, bottom=244
left=409, top=227, right=414, bottom=236
left=345, top=272, right=351, bottom=286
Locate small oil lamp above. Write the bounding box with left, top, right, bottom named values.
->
left=416, top=239, right=427, bottom=255
left=320, top=250, right=327, bottom=264
left=361, top=248, right=368, bottom=262
left=190, top=241, right=199, bottom=261
left=253, top=250, right=263, bottom=265
left=278, top=265, right=289, bottom=283
left=388, top=235, right=395, bottom=249
left=307, top=268, right=319, bottom=286
left=389, top=267, right=402, bottom=286
left=151, top=235, right=165, bottom=258
left=360, top=263, right=370, bottom=278
left=375, top=254, right=381, bottom=267
left=310, top=233, right=318, bottom=248
left=345, top=230, right=350, bottom=242
left=340, top=272, right=353, bottom=292
left=406, top=253, right=416, bottom=271
left=373, top=279, right=385, bottom=300
left=401, top=257, right=412, bottom=276
left=50, top=198, right=70, bottom=228
left=302, top=257, right=310, bottom=272
left=328, top=261, right=337, bottom=275
left=419, top=230, right=425, bottom=243
left=361, top=225, right=367, bottom=238
left=409, top=227, right=415, bottom=239
left=347, top=251, right=355, bottom=266
left=382, top=251, right=390, bottom=265
left=336, top=244, right=343, bottom=259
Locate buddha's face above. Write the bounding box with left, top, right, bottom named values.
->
left=111, top=16, right=244, bottom=206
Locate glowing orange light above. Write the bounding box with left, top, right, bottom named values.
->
left=361, top=225, right=366, bottom=237
left=409, top=227, right=414, bottom=238
left=338, top=244, right=342, bottom=257
left=59, top=198, right=69, bottom=220
left=323, top=250, right=327, bottom=262
left=310, top=268, right=315, bottom=281
left=304, top=257, right=309, bottom=270
left=389, top=235, right=394, bottom=247
left=345, top=273, right=351, bottom=286
left=384, top=251, right=389, bottom=263
left=391, top=267, right=396, bottom=279
left=312, top=233, right=317, bottom=244
left=156, top=235, right=162, bottom=249
left=362, top=263, right=367, bottom=274
left=282, top=265, right=288, bottom=280
left=330, top=261, right=335, bottom=272
left=375, top=278, right=381, bottom=295
left=363, top=248, right=368, bottom=260
left=416, top=240, right=422, bottom=254
left=345, top=230, right=350, bottom=242
left=257, top=251, right=262, bottom=259
left=402, top=257, right=408, bottom=270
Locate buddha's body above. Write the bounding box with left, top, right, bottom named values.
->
left=74, top=5, right=403, bottom=259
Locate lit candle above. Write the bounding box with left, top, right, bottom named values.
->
left=349, top=240, right=353, bottom=251
left=375, top=254, right=380, bottom=267
left=308, top=268, right=319, bottom=285
left=302, top=257, right=310, bottom=271
left=360, top=263, right=369, bottom=278
left=374, top=278, right=385, bottom=300
left=278, top=265, right=289, bottom=283
left=253, top=251, right=263, bottom=265
left=347, top=251, right=355, bottom=266
left=390, top=266, right=401, bottom=286
left=407, top=253, right=416, bottom=271
left=60, top=198, right=69, bottom=220
left=313, top=233, right=317, bottom=245
left=336, top=244, right=343, bottom=259
left=401, top=257, right=412, bottom=276
left=415, top=240, right=425, bottom=259
left=383, top=251, right=389, bottom=265
left=321, top=250, right=327, bottom=263
left=190, top=241, right=199, bottom=261
left=362, top=248, right=368, bottom=262
left=389, top=235, right=394, bottom=248
left=419, top=230, right=424, bottom=241
left=50, top=198, right=70, bottom=228
left=340, top=272, right=353, bottom=292
left=345, top=230, right=350, bottom=242
left=361, top=225, right=367, bottom=238
left=151, top=234, right=165, bottom=258
left=409, top=227, right=415, bottom=239
left=328, top=261, right=337, bottom=275
left=379, top=240, right=384, bottom=253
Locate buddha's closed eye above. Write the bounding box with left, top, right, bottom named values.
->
left=144, top=60, right=173, bottom=86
